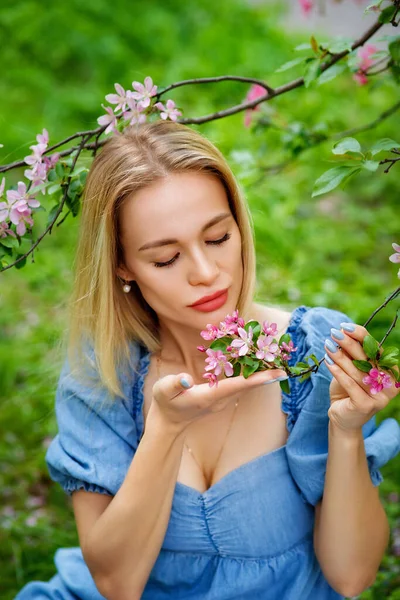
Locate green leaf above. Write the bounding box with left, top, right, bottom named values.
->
left=14, top=255, right=27, bottom=270
left=0, top=235, right=19, bottom=249
left=47, top=183, right=61, bottom=195
left=290, top=366, right=307, bottom=375
left=279, top=379, right=290, bottom=394
left=379, top=5, right=397, bottom=24
left=209, top=337, right=231, bottom=351
left=309, top=353, right=320, bottom=367
left=378, top=357, right=399, bottom=368
left=299, top=371, right=312, bottom=382
left=324, top=38, right=354, bottom=54
left=361, top=160, right=380, bottom=172
left=353, top=359, right=373, bottom=373
left=332, top=137, right=362, bottom=155
left=296, top=361, right=311, bottom=369
left=47, top=168, right=57, bottom=182
left=79, top=170, right=88, bottom=185
left=363, top=335, right=380, bottom=361
left=66, top=193, right=80, bottom=217
left=380, top=346, right=399, bottom=359
left=312, top=166, right=361, bottom=197
left=279, top=333, right=291, bottom=345
left=369, top=138, right=400, bottom=156
left=304, top=59, right=321, bottom=87
left=243, top=362, right=259, bottom=379
left=55, top=162, right=65, bottom=178
left=46, top=204, right=62, bottom=227
left=389, top=38, right=400, bottom=62
left=294, top=43, right=312, bottom=51
left=233, top=362, right=241, bottom=377
left=317, top=63, right=347, bottom=85
left=275, top=57, right=308, bottom=73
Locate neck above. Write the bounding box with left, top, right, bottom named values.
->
left=158, top=318, right=208, bottom=383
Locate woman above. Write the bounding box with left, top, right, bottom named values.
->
left=16, top=120, right=400, bottom=600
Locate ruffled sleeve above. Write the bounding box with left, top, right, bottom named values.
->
left=45, top=341, right=147, bottom=497
left=282, top=305, right=400, bottom=507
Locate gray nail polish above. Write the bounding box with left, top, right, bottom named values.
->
left=324, top=353, right=335, bottom=366
left=340, top=322, right=355, bottom=332
left=264, top=376, right=288, bottom=385
left=180, top=378, right=191, bottom=389
left=331, top=327, right=344, bottom=340
left=325, top=338, right=339, bottom=353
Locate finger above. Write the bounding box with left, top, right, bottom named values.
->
left=153, top=372, right=194, bottom=403
left=324, top=361, right=378, bottom=415
left=329, top=324, right=368, bottom=361
left=324, top=338, right=377, bottom=397
left=190, top=367, right=288, bottom=407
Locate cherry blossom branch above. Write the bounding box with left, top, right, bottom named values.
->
left=1, top=134, right=90, bottom=272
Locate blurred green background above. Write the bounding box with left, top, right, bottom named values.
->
left=0, top=0, right=399, bottom=598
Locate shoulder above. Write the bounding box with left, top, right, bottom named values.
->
left=251, top=302, right=293, bottom=335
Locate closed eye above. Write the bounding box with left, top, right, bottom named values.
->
left=152, top=232, right=232, bottom=268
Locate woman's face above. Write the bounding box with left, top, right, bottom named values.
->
left=117, top=171, right=244, bottom=330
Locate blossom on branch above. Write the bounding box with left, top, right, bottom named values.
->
left=131, top=76, right=158, bottom=108
left=244, top=84, right=268, bottom=128
left=353, top=44, right=378, bottom=86
left=154, top=99, right=182, bottom=121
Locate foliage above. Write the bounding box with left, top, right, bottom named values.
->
left=0, top=0, right=399, bottom=598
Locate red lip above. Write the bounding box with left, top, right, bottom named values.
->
left=189, top=288, right=228, bottom=307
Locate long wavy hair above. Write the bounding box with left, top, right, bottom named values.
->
left=67, top=120, right=257, bottom=400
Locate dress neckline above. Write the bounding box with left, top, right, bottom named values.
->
left=133, top=304, right=308, bottom=498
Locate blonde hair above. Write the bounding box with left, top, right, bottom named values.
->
left=67, top=120, right=257, bottom=400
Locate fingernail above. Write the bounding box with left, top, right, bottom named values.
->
left=331, top=327, right=344, bottom=340
left=180, top=377, right=191, bottom=389
left=264, top=375, right=288, bottom=385
left=324, top=353, right=335, bottom=366
left=325, top=338, right=339, bottom=353
left=340, top=322, right=355, bottom=332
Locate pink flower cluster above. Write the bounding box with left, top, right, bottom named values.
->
left=24, top=128, right=60, bottom=192
left=0, top=129, right=59, bottom=238
left=362, top=367, right=394, bottom=395
left=0, top=178, right=40, bottom=237
left=353, top=44, right=378, bottom=86
left=389, top=242, right=400, bottom=279
left=244, top=84, right=268, bottom=128
left=199, top=311, right=297, bottom=387
left=98, top=77, right=182, bottom=135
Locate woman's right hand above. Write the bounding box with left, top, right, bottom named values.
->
left=148, top=367, right=288, bottom=434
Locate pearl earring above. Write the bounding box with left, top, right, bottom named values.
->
left=122, top=282, right=131, bottom=293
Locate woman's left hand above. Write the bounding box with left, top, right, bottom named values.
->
left=324, top=324, right=399, bottom=434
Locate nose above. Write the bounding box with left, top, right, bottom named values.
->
left=188, top=246, right=219, bottom=286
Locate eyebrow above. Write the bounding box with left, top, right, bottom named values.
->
left=138, top=212, right=232, bottom=251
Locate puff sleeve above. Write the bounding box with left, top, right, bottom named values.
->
left=45, top=341, right=144, bottom=497
left=282, top=305, right=400, bottom=507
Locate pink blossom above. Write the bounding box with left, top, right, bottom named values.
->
left=154, top=99, right=182, bottom=122
left=353, top=44, right=378, bottom=86
left=218, top=319, right=239, bottom=336
left=6, top=181, right=40, bottom=208
left=396, top=382, right=400, bottom=389
left=204, top=348, right=234, bottom=377
left=244, top=84, right=267, bottom=128
left=389, top=242, right=400, bottom=279
left=200, top=324, right=220, bottom=341
left=299, top=0, right=313, bottom=16
left=197, top=345, right=207, bottom=353
left=123, top=96, right=147, bottom=125
left=131, top=76, right=158, bottom=108
left=106, top=83, right=130, bottom=113
left=203, top=372, right=218, bottom=387
left=0, top=222, right=17, bottom=239
left=9, top=200, right=34, bottom=236
left=256, top=335, right=279, bottom=362
left=280, top=340, right=297, bottom=361
left=362, top=367, right=393, bottom=395
left=231, top=326, right=254, bottom=356
left=97, top=104, right=119, bottom=134
left=224, top=309, right=239, bottom=324
left=262, top=320, right=278, bottom=336
left=237, top=317, right=245, bottom=328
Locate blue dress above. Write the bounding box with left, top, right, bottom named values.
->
left=15, top=305, right=400, bottom=600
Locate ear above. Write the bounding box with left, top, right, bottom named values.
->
left=116, top=265, right=135, bottom=282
